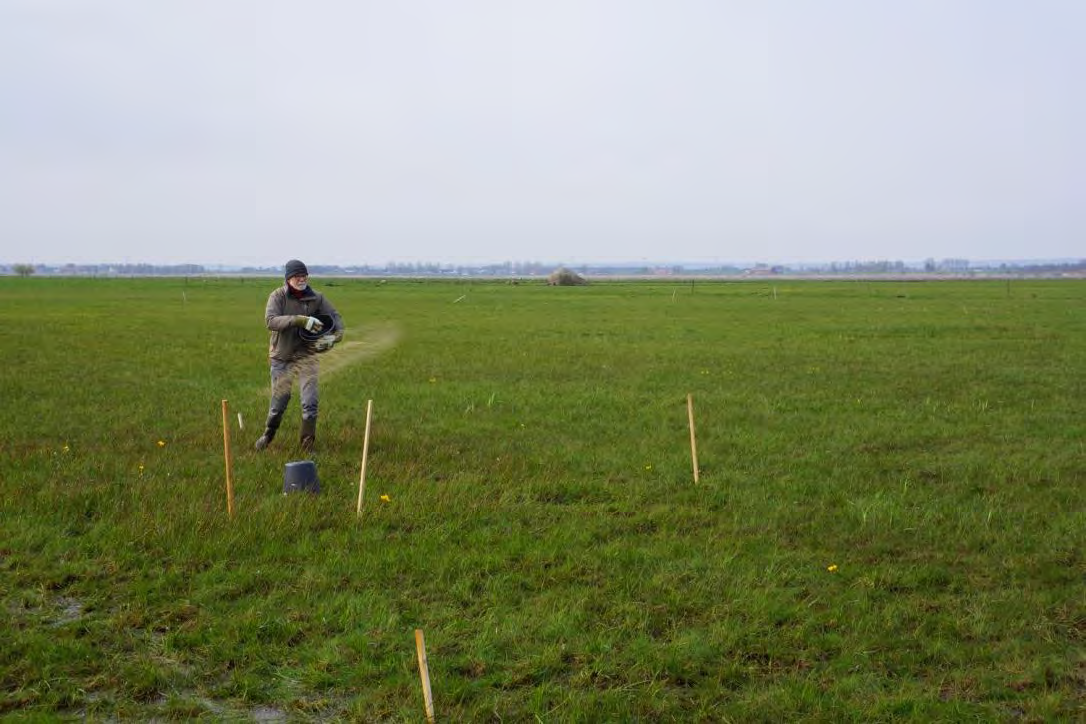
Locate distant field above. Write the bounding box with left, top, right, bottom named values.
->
left=1, top=277, right=1083, bottom=721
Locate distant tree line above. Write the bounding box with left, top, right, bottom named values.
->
left=3, top=258, right=1084, bottom=278
left=0, top=263, right=208, bottom=276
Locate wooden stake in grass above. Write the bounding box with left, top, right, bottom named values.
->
left=356, top=399, right=374, bottom=517
left=686, top=393, right=700, bottom=484
left=221, top=399, right=235, bottom=518
left=415, top=629, right=435, bottom=723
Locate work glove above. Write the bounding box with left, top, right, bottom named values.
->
left=313, top=335, right=337, bottom=352
left=294, top=316, right=324, bottom=332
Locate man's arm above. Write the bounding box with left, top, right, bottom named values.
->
left=265, top=288, right=302, bottom=332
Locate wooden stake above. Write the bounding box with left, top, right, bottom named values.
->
left=415, top=629, right=435, bottom=723
left=686, top=393, right=700, bottom=484
left=356, top=399, right=373, bottom=517
left=221, top=399, right=235, bottom=517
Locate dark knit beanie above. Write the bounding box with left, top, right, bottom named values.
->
left=284, top=259, right=308, bottom=280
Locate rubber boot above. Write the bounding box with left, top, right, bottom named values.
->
left=254, top=412, right=283, bottom=451
left=300, top=417, right=317, bottom=453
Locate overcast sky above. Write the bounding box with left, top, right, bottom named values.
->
left=1, top=1, right=1082, bottom=267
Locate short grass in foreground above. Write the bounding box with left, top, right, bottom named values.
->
left=1, top=277, right=1083, bottom=721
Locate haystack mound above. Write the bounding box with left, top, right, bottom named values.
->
left=547, top=267, right=587, bottom=286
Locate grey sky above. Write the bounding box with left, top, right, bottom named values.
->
left=1, top=1, right=1082, bottom=267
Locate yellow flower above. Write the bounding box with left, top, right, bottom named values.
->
left=429, top=377, right=437, bottom=383
left=62, top=444, right=70, bottom=453
left=380, top=494, right=391, bottom=503
left=157, top=440, right=166, bottom=447
left=644, top=464, right=653, bottom=471
left=827, top=564, right=838, bottom=573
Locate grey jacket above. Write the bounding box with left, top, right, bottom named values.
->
left=264, top=284, right=344, bottom=362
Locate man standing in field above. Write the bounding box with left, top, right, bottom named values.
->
left=255, top=259, right=344, bottom=452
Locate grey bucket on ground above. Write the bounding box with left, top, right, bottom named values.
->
left=283, top=460, right=320, bottom=494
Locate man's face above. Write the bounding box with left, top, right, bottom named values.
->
left=288, top=273, right=308, bottom=291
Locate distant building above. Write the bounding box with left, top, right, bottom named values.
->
left=743, top=265, right=782, bottom=276
left=939, top=258, right=970, bottom=272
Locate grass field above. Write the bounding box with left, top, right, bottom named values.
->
left=1, top=276, right=1083, bottom=721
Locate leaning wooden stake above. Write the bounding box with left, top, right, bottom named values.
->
left=221, top=399, right=235, bottom=517
left=415, top=629, right=435, bottom=723
left=356, top=399, right=374, bottom=517
left=686, top=393, right=700, bottom=484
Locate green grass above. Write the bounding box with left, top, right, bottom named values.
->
left=1, top=277, right=1083, bottom=721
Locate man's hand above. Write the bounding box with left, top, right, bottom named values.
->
left=294, top=316, right=324, bottom=332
